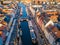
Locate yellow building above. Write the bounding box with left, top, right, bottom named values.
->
left=21, top=0, right=32, bottom=3
left=32, top=0, right=60, bottom=5
left=48, top=0, right=60, bottom=2
left=56, top=0, right=60, bottom=2
left=32, top=0, right=47, bottom=5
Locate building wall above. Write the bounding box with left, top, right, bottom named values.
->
left=48, top=0, right=60, bottom=2
left=32, top=0, right=47, bottom=5
left=40, top=0, right=47, bottom=2
left=32, top=0, right=60, bottom=5
left=56, top=0, right=60, bottom=2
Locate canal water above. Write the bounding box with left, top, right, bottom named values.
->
left=20, top=21, right=32, bottom=45
left=19, top=3, right=32, bottom=45
left=18, top=3, right=27, bottom=18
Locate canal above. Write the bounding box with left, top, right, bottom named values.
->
left=19, top=3, right=32, bottom=45
left=20, top=21, right=32, bottom=45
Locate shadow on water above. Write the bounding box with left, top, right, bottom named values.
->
left=20, top=21, right=32, bottom=45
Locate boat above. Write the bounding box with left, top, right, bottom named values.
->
left=28, top=20, right=33, bottom=29
left=30, top=30, right=37, bottom=44
left=20, top=29, right=22, bottom=36
left=20, top=18, right=28, bottom=22
left=20, top=7, right=23, bottom=16
left=28, top=20, right=37, bottom=44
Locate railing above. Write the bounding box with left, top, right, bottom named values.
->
left=8, top=14, right=15, bottom=30
left=5, top=19, right=16, bottom=45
